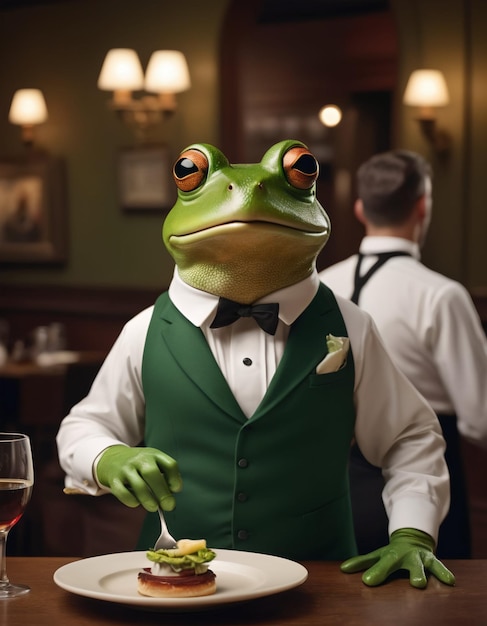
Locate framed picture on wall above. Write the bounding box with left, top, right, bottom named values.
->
left=118, top=145, right=174, bottom=212
left=0, top=155, right=67, bottom=264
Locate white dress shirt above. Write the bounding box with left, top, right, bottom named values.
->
left=319, top=236, right=487, bottom=448
left=57, top=267, right=449, bottom=541
left=168, top=268, right=319, bottom=417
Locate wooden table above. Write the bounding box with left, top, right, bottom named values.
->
left=3, top=558, right=487, bottom=625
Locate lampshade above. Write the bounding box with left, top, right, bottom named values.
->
left=403, top=70, right=450, bottom=107
left=97, top=48, right=144, bottom=91
left=9, top=89, right=48, bottom=125
left=144, top=50, right=191, bottom=93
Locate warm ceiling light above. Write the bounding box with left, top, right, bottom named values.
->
left=319, top=105, right=342, bottom=128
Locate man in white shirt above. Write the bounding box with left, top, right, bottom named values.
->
left=320, top=149, right=487, bottom=558
left=57, top=140, right=455, bottom=587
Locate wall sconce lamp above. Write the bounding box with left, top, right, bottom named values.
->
left=8, top=88, right=48, bottom=148
left=97, top=48, right=190, bottom=139
left=403, top=69, right=450, bottom=153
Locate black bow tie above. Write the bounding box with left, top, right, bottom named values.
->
left=210, top=297, right=280, bottom=335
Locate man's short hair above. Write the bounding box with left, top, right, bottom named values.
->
left=357, top=150, right=432, bottom=226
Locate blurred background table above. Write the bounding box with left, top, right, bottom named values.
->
left=0, top=351, right=105, bottom=432
left=0, top=352, right=115, bottom=557
left=0, top=351, right=106, bottom=480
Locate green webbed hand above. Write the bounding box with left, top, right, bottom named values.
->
left=96, top=445, right=182, bottom=512
left=340, top=528, right=456, bottom=588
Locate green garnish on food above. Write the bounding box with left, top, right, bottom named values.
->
left=147, top=548, right=216, bottom=566
left=146, top=539, right=216, bottom=574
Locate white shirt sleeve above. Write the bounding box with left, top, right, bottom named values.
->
left=336, top=296, right=450, bottom=543
left=429, top=281, right=487, bottom=447
left=56, top=307, right=152, bottom=494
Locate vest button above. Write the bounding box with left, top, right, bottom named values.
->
left=243, top=357, right=252, bottom=366
left=237, top=458, right=248, bottom=468
left=237, top=530, right=249, bottom=540
left=237, top=492, right=248, bottom=502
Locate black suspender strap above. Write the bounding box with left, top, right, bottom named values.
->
left=351, top=251, right=412, bottom=305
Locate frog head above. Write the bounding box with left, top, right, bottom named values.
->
left=163, top=140, right=331, bottom=303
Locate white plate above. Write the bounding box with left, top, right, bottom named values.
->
left=53, top=549, right=308, bottom=611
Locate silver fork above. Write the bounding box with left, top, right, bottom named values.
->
left=154, top=508, right=178, bottom=550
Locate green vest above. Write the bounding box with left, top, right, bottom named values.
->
left=138, top=283, right=357, bottom=560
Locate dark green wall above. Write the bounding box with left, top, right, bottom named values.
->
left=0, top=0, right=229, bottom=289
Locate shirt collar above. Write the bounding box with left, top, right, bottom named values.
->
left=359, top=236, right=421, bottom=260
left=168, top=267, right=320, bottom=328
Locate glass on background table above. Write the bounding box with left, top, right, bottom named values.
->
left=0, top=432, right=34, bottom=598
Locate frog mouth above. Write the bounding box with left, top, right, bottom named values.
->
left=170, top=220, right=328, bottom=244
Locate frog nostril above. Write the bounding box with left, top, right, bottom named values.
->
left=257, top=182, right=264, bottom=190
left=228, top=184, right=233, bottom=190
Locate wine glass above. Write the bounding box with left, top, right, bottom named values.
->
left=0, top=432, right=34, bottom=598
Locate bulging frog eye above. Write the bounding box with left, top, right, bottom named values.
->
left=283, top=146, right=319, bottom=189
left=173, top=149, right=209, bottom=192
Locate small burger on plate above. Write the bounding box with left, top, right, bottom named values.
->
left=137, top=539, right=217, bottom=598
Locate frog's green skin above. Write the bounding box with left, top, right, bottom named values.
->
left=163, top=140, right=331, bottom=304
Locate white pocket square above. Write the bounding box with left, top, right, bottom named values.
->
left=316, top=334, right=350, bottom=374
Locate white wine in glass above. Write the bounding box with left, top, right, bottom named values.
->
left=0, top=432, right=34, bottom=598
